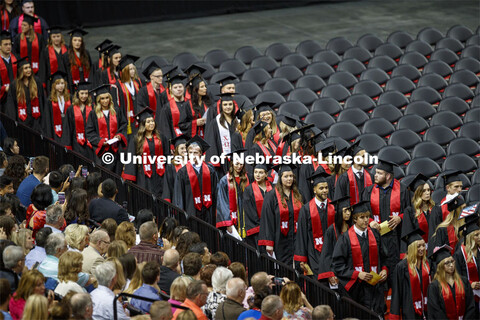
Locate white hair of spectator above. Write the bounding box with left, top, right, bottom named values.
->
left=211, top=266, right=233, bottom=293
left=2, top=245, right=24, bottom=269
left=44, top=233, right=66, bottom=256
left=45, top=204, right=63, bottom=224
left=71, top=293, right=92, bottom=317
left=139, top=221, right=157, bottom=241
left=226, top=277, right=245, bottom=298
left=262, top=295, right=283, bottom=317
left=90, top=229, right=108, bottom=245
left=94, top=261, right=117, bottom=287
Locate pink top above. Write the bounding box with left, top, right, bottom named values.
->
left=8, top=294, right=25, bottom=320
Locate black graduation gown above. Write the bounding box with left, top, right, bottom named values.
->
left=5, top=76, right=45, bottom=133
left=161, top=163, right=183, bottom=203
left=428, top=226, right=459, bottom=258
left=334, top=169, right=373, bottom=205
left=62, top=50, right=92, bottom=92
left=42, top=98, right=70, bottom=144
left=453, top=246, right=480, bottom=318
left=362, top=182, right=411, bottom=280
left=215, top=174, right=248, bottom=235
left=294, top=199, right=334, bottom=277
left=243, top=182, right=269, bottom=249
left=173, top=162, right=218, bottom=225
left=97, top=68, right=119, bottom=87
left=331, top=227, right=387, bottom=315
left=62, top=104, right=95, bottom=159
left=401, top=206, right=440, bottom=254
left=298, top=163, right=318, bottom=202
left=158, top=98, right=187, bottom=141
left=390, top=259, right=429, bottom=320
left=258, top=190, right=304, bottom=265
left=85, top=108, right=127, bottom=174
left=178, top=100, right=209, bottom=139
left=12, top=33, right=45, bottom=74
left=39, top=45, right=66, bottom=93
left=427, top=277, right=476, bottom=320
left=205, top=116, right=243, bottom=178
left=318, top=224, right=342, bottom=281
left=136, top=84, right=163, bottom=116
left=0, top=55, right=17, bottom=110
left=122, top=134, right=169, bottom=197
left=114, top=79, right=142, bottom=137
left=429, top=203, right=449, bottom=237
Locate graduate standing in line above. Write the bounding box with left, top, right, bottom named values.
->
left=181, top=74, right=210, bottom=139
left=161, top=134, right=187, bottom=203
left=158, top=68, right=187, bottom=141
left=258, top=164, right=304, bottom=265
left=43, top=70, right=71, bottom=144
left=136, top=62, right=166, bottom=117
left=39, top=26, right=67, bottom=92
left=430, top=170, right=464, bottom=232
left=63, top=28, right=91, bottom=92
left=12, top=14, right=43, bottom=76
left=205, top=73, right=238, bottom=125
left=0, top=30, right=18, bottom=110
left=91, top=38, right=112, bottom=75
left=331, top=201, right=388, bottom=315
left=96, top=44, right=121, bottom=86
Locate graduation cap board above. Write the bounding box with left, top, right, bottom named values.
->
left=0, top=30, right=11, bottom=41
left=118, top=54, right=139, bottom=71
left=142, top=61, right=162, bottom=79
left=225, top=148, right=247, bottom=163
left=170, top=134, right=188, bottom=148
left=135, top=107, right=155, bottom=123
left=255, top=101, right=276, bottom=114
left=14, top=56, right=30, bottom=68
left=167, top=72, right=187, bottom=86
left=442, top=194, right=465, bottom=212
left=49, top=70, right=67, bottom=83
left=272, top=163, right=297, bottom=176
left=254, top=162, right=272, bottom=172
left=345, top=140, right=364, bottom=157
left=375, top=159, right=398, bottom=174
left=89, top=84, right=110, bottom=97
left=234, top=102, right=254, bottom=119
left=95, top=39, right=112, bottom=53
left=68, top=28, right=88, bottom=38
left=47, top=26, right=62, bottom=34
left=186, top=135, right=210, bottom=153
left=407, top=173, right=432, bottom=192
left=184, top=63, right=207, bottom=76
left=105, top=44, right=121, bottom=57
left=332, top=195, right=351, bottom=212
left=188, top=73, right=205, bottom=88
left=458, top=211, right=480, bottom=241
left=252, top=120, right=268, bottom=136
left=315, top=140, right=336, bottom=157
left=308, top=171, right=330, bottom=186
left=216, top=92, right=238, bottom=102
left=23, top=14, right=38, bottom=25
left=76, top=81, right=91, bottom=91
left=439, top=170, right=463, bottom=185
left=429, top=244, right=453, bottom=266
left=351, top=201, right=370, bottom=216
left=215, top=73, right=238, bottom=87
left=401, top=213, right=425, bottom=246
left=279, top=113, right=299, bottom=127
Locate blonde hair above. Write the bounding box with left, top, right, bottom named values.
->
left=107, top=240, right=128, bottom=258
left=14, top=228, right=32, bottom=255
left=64, top=224, right=89, bottom=251
left=280, top=282, right=304, bottom=315
left=434, top=258, right=464, bottom=298
left=58, top=251, right=83, bottom=282
left=120, top=64, right=140, bottom=84
left=49, top=78, right=71, bottom=102
left=412, top=183, right=435, bottom=218
left=125, top=261, right=146, bottom=294
left=47, top=33, right=65, bottom=47
left=72, top=89, right=92, bottom=107
left=16, top=64, right=38, bottom=103
left=256, top=110, right=277, bottom=135
left=106, top=257, right=126, bottom=291
left=170, top=276, right=192, bottom=302
left=464, top=230, right=480, bottom=263
left=115, top=221, right=136, bottom=249
left=406, top=239, right=428, bottom=271
left=21, top=294, right=48, bottom=320
left=94, top=92, right=116, bottom=118
left=236, top=109, right=253, bottom=141
left=15, top=269, right=45, bottom=300
left=278, top=121, right=295, bottom=139
left=253, top=124, right=271, bottom=145
left=433, top=206, right=465, bottom=238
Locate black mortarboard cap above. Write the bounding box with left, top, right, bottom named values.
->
left=14, top=56, right=30, bottom=68
left=118, top=54, right=139, bottom=71
left=272, top=163, right=297, bottom=176
left=168, top=72, right=187, bottom=86
left=161, top=65, right=177, bottom=75
left=163, top=66, right=179, bottom=82
left=306, top=127, right=325, bottom=144
left=252, top=121, right=268, bottom=135
left=235, top=102, right=254, bottom=119
left=225, top=148, right=247, bottom=162
left=429, top=244, right=452, bottom=265
left=345, top=140, right=364, bottom=157
left=188, top=73, right=205, bottom=88
left=68, top=28, right=88, bottom=38
left=215, top=73, right=238, bottom=87
left=401, top=214, right=425, bottom=246
left=0, top=30, right=11, bottom=41
left=48, top=70, right=67, bottom=83
left=142, top=61, right=162, bottom=79
left=89, top=84, right=110, bottom=97
left=23, top=14, right=38, bottom=26
left=47, top=26, right=62, bottom=34
left=376, top=159, right=398, bottom=174
left=255, top=101, right=275, bottom=114
left=170, top=134, right=188, bottom=148
left=407, top=173, right=431, bottom=192
left=439, top=170, right=463, bottom=185
left=184, top=63, right=207, bottom=76
left=459, top=212, right=480, bottom=240
left=254, top=162, right=272, bottom=172
left=282, top=130, right=301, bottom=144
left=186, top=135, right=210, bottom=153
left=135, top=107, right=155, bottom=123
left=332, top=195, right=351, bottom=212
left=279, top=113, right=299, bottom=128
left=445, top=194, right=465, bottom=212
left=217, top=92, right=237, bottom=102
left=315, top=140, right=336, bottom=157
left=105, top=44, right=121, bottom=57
left=94, top=39, right=112, bottom=53
left=309, top=171, right=330, bottom=186
left=76, top=81, right=91, bottom=91
left=351, top=201, right=371, bottom=215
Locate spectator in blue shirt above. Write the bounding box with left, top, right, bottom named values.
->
left=0, top=278, right=13, bottom=320
left=25, top=227, right=52, bottom=269
left=16, top=156, right=49, bottom=207
left=130, top=261, right=162, bottom=313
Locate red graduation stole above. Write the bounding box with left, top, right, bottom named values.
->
left=227, top=174, right=247, bottom=226
left=97, top=111, right=118, bottom=154
left=246, top=181, right=272, bottom=236
left=256, top=140, right=277, bottom=157
left=460, top=245, right=479, bottom=302
left=408, top=261, right=430, bottom=316
left=146, top=82, right=158, bottom=114
left=309, top=198, right=335, bottom=252
left=20, top=34, right=39, bottom=73
left=143, top=136, right=165, bottom=178
left=119, top=81, right=138, bottom=133
left=18, top=95, right=40, bottom=121
left=417, top=212, right=429, bottom=243
left=276, top=189, right=302, bottom=236
left=370, top=179, right=401, bottom=223
left=345, top=226, right=379, bottom=291
left=73, top=105, right=92, bottom=146
left=442, top=280, right=466, bottom=320
left=447, top=225, right=458, bottom=254
left=48, top=45, right=67, bottom=74
left=441, top=203, right=450, bottom=220
left=0, top=54, right=16, bottom=100
left=107, top=68, right=117, bottom=84
left=272, top=125, right=280, bottom=145
left=70, top=53, right=89, bottom=85
left=189, top=100, right=208, bottom=138
left=1, top=9, right=8, bottom=30
left=186, top=161, right=213, bottom=211
left=167, top=97, right=182, bottom=137
left=51, top=99, right=71, bottom=137
left=18, top=14, right=42, bottom=34
left=311, top=156, right=331, bottom=175
left=347, top=167, right=372, bottom=205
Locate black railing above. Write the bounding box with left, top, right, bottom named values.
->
left=2, top=113, right=381, bottom=319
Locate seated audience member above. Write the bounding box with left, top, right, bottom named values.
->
left=189, top=242, right=211, bottom=265
left=12, top=228, right=33, bottom=255
left=27, top=184, right=53, bottom=236
left=0, top=152, right=7, bottom=178
left=118, top=253, right=136, bottom=288
left=37, top=233, right=67, bottom=280
left=158, top=248, right=181, bottom=295
left=237, top=290, right=269, bottom=320
left=130, top=261, right=162, bottom=313
left=203, top=266, right=233, bottom=319
left=129, top=221, right=164, bottom=263
left=279, top=282, right=313, bottom=319
left=169, top=276, right=193, bottom=314
left=312, top=305, right=334, bottom=320
left=124, top=261, right=146, bottom=295
left=209, top=251, right=229, bottom=267
left=0, top=245, right=24, bottom=293
left=0, top=199, right=14, bottom=219
left=16, top=156, right=49, bottom=207
left=20, top=294, right=49, bottom=320
left=158, top=216, right=177, bottom=249
left=106, top=240, right=127, bottom=258
left=183, top=252, right=202, bottom=280
left=228, top=262, right=249, bottom=306
left=2, top=194, right=25, bottom=224
left=106, top=257, right=126, bottom=293
left=100, top=218, right=117, bottom=242
left=115, top=221, right=136, bottom=250
left=2, top=138, right=20, bottom=159
left=149, top=300, right=173, bottom=320
left=8, top=269, right=46, bottom=320
left=54, top=251, right=86, bottom=297
left=135, top=209, right=155, bottom=245
left=86, top=172, right=102, bottom=203
left=173, top=280, right=209, bottom=320
left=0, top=175, right=14, bottom=196
left=70, top=293, right=93, bottom=320
left=0, top=216, right=16, bottom=241
left=82, top=229, right=109, bottom=274
left=200, top=264, right=216, bottom=292
left=214, top=277, right=247, bottom=320
left=25, top=227, right=51, bottom=269
left=64, top=224, right=89, bottom=252
left=90, top=261, right=130, bottom=320
left=88, top=179, right=129, bottom=224
left=0, top=278, right=12, bottom=320
left=43, top=204, right=65, bottom=233
left=4, top=156, right=27, bottom=193
left=261, top=295, right=284, bottom=320
left=47, top=170, right=66, bottom=204
left=176, top=231, right=201, bottom=261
